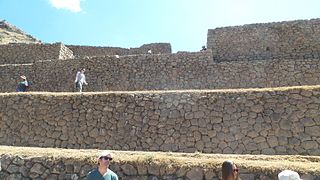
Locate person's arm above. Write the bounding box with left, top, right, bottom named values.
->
left=25, top=80, right=29, bottom=87
left=83, top=75, right=88, bottom=85
left=75, top=72, right=79, bottom=83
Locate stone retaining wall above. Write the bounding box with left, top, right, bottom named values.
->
left=0, top=153, right=284, bottom=180
left=1, top=87, right=320, bottom=155
left=1, top=51, right=320, bottom=92
left=129, top=43, right=172, bottom=55
left=67, top=43, right=172, bottom=58
left=0, top=63, right=34, bottom=92
left=0, top=43, right=74, bottom=64
left=207, top=18, right=320, bottom=62
left=66, top=45, right=130, bottom=57
left=2, top=147, right=318, bottom=180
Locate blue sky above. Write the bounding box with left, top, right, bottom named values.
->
left=0, top=0, right=320, bottom=52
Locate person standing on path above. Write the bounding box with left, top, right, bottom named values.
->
left=75, top=68, right=88, bottom=92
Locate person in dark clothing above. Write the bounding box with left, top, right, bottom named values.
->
left=201, top=45, right=207, bottom=51
left=16, top=75, right=29, bottom=92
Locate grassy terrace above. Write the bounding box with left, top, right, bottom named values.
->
left=1, top=145, right=320, bottom=176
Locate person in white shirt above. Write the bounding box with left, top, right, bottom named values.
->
left=75, top=68, right=88, bottom=92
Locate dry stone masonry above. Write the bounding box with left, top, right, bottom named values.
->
left=0, top=42, right=170, bottom=65
left=207, top=18, right=320, bottom=62
left=2, top=153, right=306, bottom=180
left=67, top=43, right=171, bottom=58
left=0, top=43, right=74, bottom=64
left=1, top=86, right=320, bottom=155
left=1, top=17, right=320, bottom=180
left=1, top=51, right=320, bottom=92
left=1, top=19, right=320, bottom=92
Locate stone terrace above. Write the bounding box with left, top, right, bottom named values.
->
left=1, top=51, right=320, bottom=92
left=1, top=18, right=320, bottom=180
left=0, top=42, right=74, bottom=64
left=1, top=86, right=320, bottom=155
left=1, top=146, right=320, bottom=180
left=207, top=18, right=320, bottom=62
left=67, top=43, right=172, bottom=58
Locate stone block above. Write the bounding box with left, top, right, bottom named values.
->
left=186, top=168, right=203, bottom=180
left=121, top=164, right=138, bottom=176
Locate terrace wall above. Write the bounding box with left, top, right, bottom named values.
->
left=207, top=18, right=320, bottom=61
left=1, top=51, right=320, bottom=92
left=3, top=152, right=313, bottom=180
left=0, top=43, right=74, bottom=64
left=1, top=87, right=320, bottom=155
left=67, top=43, right=172, bottom=57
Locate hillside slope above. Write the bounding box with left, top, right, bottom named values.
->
left=0, top=20, right=41, bottom=44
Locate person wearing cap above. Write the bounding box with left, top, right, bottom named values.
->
left=221, top=160, right=241, bottom=180
left=16, top=75, right=29, bottom=92
left=278, top=170, right=302, bottom=180
left=75, top=68, right=88, bottom=92
left=86, top=151, right=118, bottom=180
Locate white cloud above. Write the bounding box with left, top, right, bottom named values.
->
left=49, top=0, right=83, bottom=13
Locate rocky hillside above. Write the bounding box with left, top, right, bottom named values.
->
left=0, top=20, right=41, bottom=44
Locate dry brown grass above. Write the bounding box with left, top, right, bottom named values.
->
left=0, top=29, right=39, bottom=44
left=1, top=85, right=320, bottom=96
left=1, top=146, right=319, bottom=176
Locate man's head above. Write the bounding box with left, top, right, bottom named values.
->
left=81, top=68, right=85, bottom=73
left=20, top=75, right=27, bottom=80
left=97, top=151, right=113, bottom=167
